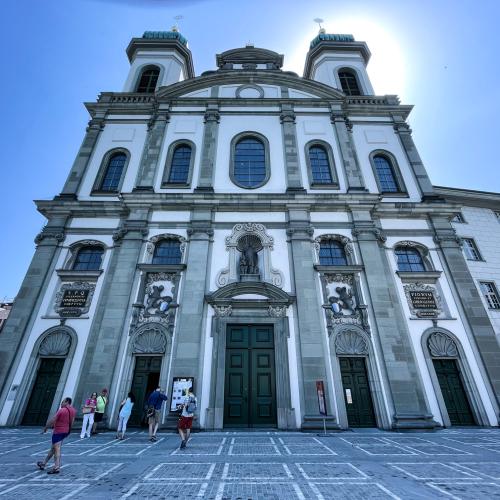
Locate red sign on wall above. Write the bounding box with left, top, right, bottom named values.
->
left=316, top=380, right=327, bottom=416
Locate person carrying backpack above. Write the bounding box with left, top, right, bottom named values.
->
left=146, top=387, right=167, bottom=442
left=178, top=388, right=197, bottom=449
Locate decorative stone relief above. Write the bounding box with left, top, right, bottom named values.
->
left=268, top=305, right=287, bottom=317
left=139, top=272, right=179, bottom=325
left=321, top=274, right=361, bottom=326
left=216, top=223, right=284, bottom=288
left=335, top=330, right=368, bottom=355
left=428, top=332, right=458, bottom=357
left=213, top=305, right=232, bottom=317
left=39, top=331, right=71, bottom=356
left=403, top=282, right=443, bottom=319
left=133, top=326, right=167, bottom=354
left=146, top=233, right=186, bottom=259
left=54, top=281, right=95, bottom=317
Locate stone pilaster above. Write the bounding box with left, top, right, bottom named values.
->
left=393, top=117, right=435, bottom=199
left=74, top=209, right=148, bottom=410
left=134, top=107, right=170, bottom=190
left=431, top=215, right=500, bottom=411
left=331, top=110, right=366, bottom=192
left=280, top=105, right=305, bottom=193
left=59, top=116, right=105, bottom=198
left=0, top=217, right=66, bottom=402
left=352, top=209, right=436, bottom=429
left=287, top=209, right=338, bottom=429
left=195, top=105, right=220, bottom=192
left=167, top=209, right=213, bottom=426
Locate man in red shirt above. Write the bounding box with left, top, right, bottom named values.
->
left=36, top=397, right=76, bottom=474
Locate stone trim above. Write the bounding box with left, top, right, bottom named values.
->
left=161, top=139, right=196, bottom=188
left=304, top=139, right=339, bottom=189
left=91, top=147, right=131, bottom=195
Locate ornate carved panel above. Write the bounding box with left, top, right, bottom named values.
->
left=39, top=331, right=71, bottom=356
left=54, top=281, right=95, bottom=317
left=428, top=332, right=458, bottom=358
left=403, top=282, right=443, bottom=319
left=335, top=330, right=368, bottom=355
left=132, top=326, right=167, bottom=354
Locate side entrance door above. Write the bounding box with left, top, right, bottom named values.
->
left=433, top=358, right=476, bottom=426
left=224, top=325, right=276, bottom=428
left=339, top=357, right=377, bottom=428
left=22, top=358, right=65, bottom=426
left=129, top=356, right=162, bottom=426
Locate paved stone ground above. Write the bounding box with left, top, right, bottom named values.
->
left=1, top=428, right=500, bottom=499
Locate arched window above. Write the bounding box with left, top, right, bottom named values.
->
left=136, top=66, right=160, bottom=93
left=338, top=69, right=362, bottom=96
left=372, top=153, right=402, bottom=193
left=395, top=247, right=425, bottom=272
left=72, top=246, right=104, bottom=271
left=99, top=152, right=127, bottom=192
left=167, top=144, right=192, bottom=184
left=309, top=145, right=333, bottom=184
left=319, top=240, right=348, bottom=266
left=152, top=240, right=182, bottom=265
left=232, top=135, right=268, bottom=188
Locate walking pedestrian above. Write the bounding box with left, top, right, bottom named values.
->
left=80, top=392, right=97, bottom=439
left=116, top=392, right=135, bottom=440
left=36, top=397, right=76, bottom=474
left=91, top=388, right=108, bottom=435
left=146, top=387, right=167, bottom=442
left=178, top=388, right=197, bottom=449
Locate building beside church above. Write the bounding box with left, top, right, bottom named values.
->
left=1, top=29, right=500, bottom=430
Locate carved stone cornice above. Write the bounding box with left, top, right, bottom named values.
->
left=204, top=109, right=220, bottom=124
left=352, top=227, right=387, bottom=243
left=35, top=228, right=65, bottom=245
left=112, top=226, right=148, bottom=242
left=86, top=117, right=105, bottom=133
left=268, top=305, right=287, bottom=317
left=280, top=110, right=296, bottom=124
left=213, top=305, right=232, bottom=317
left=187, top=227, right=214, bottom=237
left=286, top=226, right=314, bottom=239
left=433, top=232, right=462, bottom=246
left=147, top=109, right=170, bottom=130
left=393, top=121, right=412, bottom=134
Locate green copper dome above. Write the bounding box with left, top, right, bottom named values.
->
left=142, top=31, right=188, bottom=46
left=310, top=33, right=355, bottom=49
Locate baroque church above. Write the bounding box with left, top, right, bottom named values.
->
left=1, top=28, right=500, bottom=431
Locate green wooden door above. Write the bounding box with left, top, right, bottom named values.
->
left=22, top=358, right=65, bottom=426
left=129, top=356, right=162, bottom=426
left=224, top=325, right=276, bottom=427
left=340, top=357, right=376, bottom=428
left=433, top=358, right=476, bottom=426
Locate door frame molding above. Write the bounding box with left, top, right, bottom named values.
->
left=329, top=324, right=390, bottom=430
left=421, top=327, right=489, bottom=427
left=9, top=325, right=78, bottom=426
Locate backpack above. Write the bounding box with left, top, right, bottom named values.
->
left=186, top=396, right=197, bottom=414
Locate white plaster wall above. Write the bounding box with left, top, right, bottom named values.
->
left=310, top=212, right=350, bottom=223
left=200, top=308, right=214, bottom=428
left=295, top=115, right=348, bottom=192
left=218, top=85, right=280, bottom=98
left=385, top=235, right=498, bottom=425
left=214, top=212, right=286, bottom=223
left=78, top=122, right=148, bottom=199
left=214, top=115, right=286, bottom=193
left=150, top=211, right=191, bottom=223
left=351, top=124, right=421, bottom=202
left=154, top=114, right=204, bottom=193
left=453, top=207, right=500, bottom=339
left=380, top=218, right=430, bottom=230
left=69, top=218, right=120, bottom=229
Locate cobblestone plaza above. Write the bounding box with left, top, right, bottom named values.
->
left=1, top=428, right=500, bottom=499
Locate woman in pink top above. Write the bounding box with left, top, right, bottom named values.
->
left=37, top=397, right=76, bottom=474
left=80, top=392, right=97, bottom=438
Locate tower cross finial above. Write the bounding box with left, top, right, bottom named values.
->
left=172, top=15, right=183, bottom=32
left=313, top=18, right=326, bottom=34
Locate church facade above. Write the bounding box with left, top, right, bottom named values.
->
left=1, top=29, right=500, bottom=430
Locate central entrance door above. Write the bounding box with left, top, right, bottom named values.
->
left=22, top=358, right=65, bottom=426
left=433, top=358, right=476, bottom=426
left=129, top=356, right=162, bottom=426
left=339, top=357, right=376, bottom=428
left=224, top=325, right=276, bottom=427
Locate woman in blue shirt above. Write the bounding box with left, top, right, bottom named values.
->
left=116, top=392, right=135, bottom=440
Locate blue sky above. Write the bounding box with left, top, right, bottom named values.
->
left=1, top=0, right=499, bottom=298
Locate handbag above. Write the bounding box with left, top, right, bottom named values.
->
left=82, top=407, right=92, bottom=414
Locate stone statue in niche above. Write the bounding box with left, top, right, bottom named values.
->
left=237, top=234, right=262, bottom=278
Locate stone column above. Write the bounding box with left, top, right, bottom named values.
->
left=134, top=107, right=170, bottom=191
left=352, top=209, right=436, bottom=429
left=59, top=116, right=105, bottom=198
left=195, top=105, right=220, bottom=192
left=0, top=218, right=66, bottom=399
left=393, top=117, right=435, bottom=199
left=280, top=105, right=305, bottom=193
left=431, top=215, right=500, bottom=410
left=331, top=109, right=366, bottom=192
left=287, top=208, right=338, bottom=429
left=167, top=209, right=213, bottom=426
left=74, top=209, right=148, bottom=409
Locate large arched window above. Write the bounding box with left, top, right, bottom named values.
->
left=305, top=141, right=338, bottom=188
left=319, top=240, right=348, bottom=266
left=72, top=246, right=104, bottom=271
left=338, top=69, right=362, bottom=96
left=136, top=66, right=160, bottom=93
left=231, top=134, right=269, bottom=188
left=98, top=151, right=127, bottom=192
left=152, top=240, right=182, bottom=265
left=162, top=142, right=195, bottom=186
left=371, top=152, right=405, bottom=194
left=395, top=247, right=425, bottom=272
